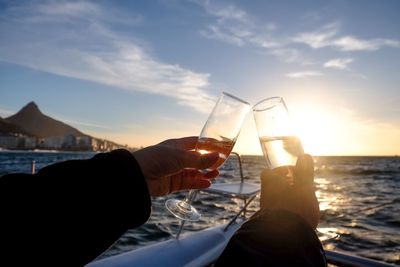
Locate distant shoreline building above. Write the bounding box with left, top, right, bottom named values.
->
left=0, top=133, right=36, bottom=150
left=0, top=133, right=127, bottom=152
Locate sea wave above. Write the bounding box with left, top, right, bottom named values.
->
left=315, top=167, right=400, bottom=176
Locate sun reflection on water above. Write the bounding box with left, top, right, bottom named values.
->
left=315, top=176, right=352, bottom=213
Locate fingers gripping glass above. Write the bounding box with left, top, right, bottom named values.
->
left=165, top=92, right=251, bottom=221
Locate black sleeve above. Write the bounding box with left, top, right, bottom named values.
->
left=215, top=209, right=327, bottom=267
left=0, top=149, right=151, bottom=267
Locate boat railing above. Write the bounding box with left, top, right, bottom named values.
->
left=31, top=160, right=36, bottom=174
left=175, top=152, right=261, bottom=239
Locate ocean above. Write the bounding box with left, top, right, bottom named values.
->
left=0, top=151, right=399, bottom=265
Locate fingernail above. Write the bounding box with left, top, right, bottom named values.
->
left=205, top=169, right=219, bottom=179
left=198, top=179, right=211, bottom=189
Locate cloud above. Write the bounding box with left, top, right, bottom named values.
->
left=324, top=58, right=353, bottom=70
left=194, top=0, right=282, bottom=51
left=192, top=1, right=322, bottom=65
left=269, top=48, right=301, bottom=63
left=0, top=1, right=215, bottom=113
left=294, top=23, right=400, bottom=51
left=332, top=37, right=400, bottom=51
left=60, top=117, right=112, bottom=130
left=193, top=1, right=248, bottom=23
left=191, top=0, right=249, bottom=23
left=193, top=2, right=400, bottom=67
left=196, top=0, right=253, bottom=47
left=286, top=71, right=323, bottom=78
left=35, top=1, right=102, bottom=17
left=200, top=25, right=245, bottom=46
left=293, top=23, right=339, bottom=49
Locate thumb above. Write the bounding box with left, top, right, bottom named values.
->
left=294, top=154, right=314, bottom=187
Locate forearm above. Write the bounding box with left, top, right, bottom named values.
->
left=0, top=149, right=151, bottom=266
left=36, top=149, right=151, bottom=224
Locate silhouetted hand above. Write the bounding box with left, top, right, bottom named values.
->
left=133, top=136, right=220, bottom=197
left=260, top=154, right=320, bottom=229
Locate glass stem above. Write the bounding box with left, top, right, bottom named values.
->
left=179, top=190, right=198, bottom=210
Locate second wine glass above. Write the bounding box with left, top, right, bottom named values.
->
left=165, top=92, right=251, bottom=221
left=253, top=97, right=304, bottom=170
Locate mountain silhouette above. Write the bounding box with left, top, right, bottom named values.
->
left=0, top=116, right=32, bottom=136
left=5, top=102, right=84, bottom=138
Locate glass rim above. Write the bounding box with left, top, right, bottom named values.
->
left=222, top=91, right=251, bottom=106
left=253, top=96, right=283, bottom=112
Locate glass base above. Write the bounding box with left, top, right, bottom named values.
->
left=165, top=198, right=201, bottom=221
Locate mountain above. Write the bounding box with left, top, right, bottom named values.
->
left=0, top=116, right=32, bottom=135
left=5, top=102, right=84, bottom=138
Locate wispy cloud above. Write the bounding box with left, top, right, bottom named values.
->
left=333, top=37, right=400, bottom=51
left=194, top=2, right=400, bottom=66
left=196, top=0, right=254, bottom=46
left=201, top=25, right=246, bottom=46
left=194, top=0, right=249, bottom=23
left=324, top=58, right=353, bottom=70
left=286, top=71, right=323, bottom=78
left=34, top=1, right=103, bottom=18
left=192, top=1, right=324, bottom=65
left=193, top=0, right=284, bottom=53
left=0, top=1, right=215, bottom=113
left=293, top=23, right=339, bottom=49
left=59, top=117, right=112, bottom=130
left=294, top=23, right=400, bottom=51
left=269, top=48, right=301, bottom=63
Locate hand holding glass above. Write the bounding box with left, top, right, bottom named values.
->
left=165, top=92, right=251, bottom=221
left=254, top=97, right=337, bottom=241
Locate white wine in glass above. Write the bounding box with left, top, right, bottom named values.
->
left=259, top=135, right=304, bottom=170
left=253, top=97, right=304, bottom=169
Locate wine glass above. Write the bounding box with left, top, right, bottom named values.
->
left=253, top=97, right=304, bottom=170
left=165, top=92, right=251, bottom=221
left=253, top=97, right=338, bottom=242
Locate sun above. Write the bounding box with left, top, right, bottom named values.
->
left=234, top=103, right=343, bottom=156
left=235, top=100, right=368, bottom=156
left=290, top=105, right=340, bottom=156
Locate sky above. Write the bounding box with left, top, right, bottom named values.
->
left=0, top=0, right=399, bottom=156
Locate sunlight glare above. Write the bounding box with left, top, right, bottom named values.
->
left=290, top=104, right=340, bottom=156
